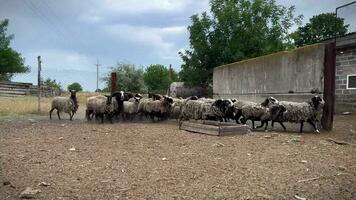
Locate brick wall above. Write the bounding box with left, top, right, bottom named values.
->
left=335, top=47, right=356, bottom=113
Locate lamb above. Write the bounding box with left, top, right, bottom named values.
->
left=49, top=90, right=78, bottom=121
left=270, top=96, right=324, bottom=133
left=86, top=95, right=117, bottom=123
left=122, top=97, right=140, bottom=121
left=144, top=96, right=174, bottom=121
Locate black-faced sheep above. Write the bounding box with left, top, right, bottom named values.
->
left=237, top=97, right=279, bottom=130
left=179, top=99, right=232, bottom=122
left=86, top=95, right=117, bottom=123
left=148, top=92, right=162, bottom=101
left=145, top=96, right=174, bottom=121
left=270, top=96, right=324, bottom=133
left=49, top=90, right=78, bottom=120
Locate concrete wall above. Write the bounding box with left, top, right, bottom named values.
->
left=213, top=44, right=325, bottom=103
left=335, top=47, right=356, bottom=113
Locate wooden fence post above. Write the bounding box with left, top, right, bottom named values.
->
left=111, top=72, right=117, bottom=95
left=321, top=42, right=336, bottom=130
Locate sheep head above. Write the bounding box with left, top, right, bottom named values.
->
left=269, top=104, right=287, bottom=121
left=261, top=96, right=279, bottom=107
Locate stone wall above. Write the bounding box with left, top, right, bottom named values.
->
left=335, top=47, right=356, bottom=113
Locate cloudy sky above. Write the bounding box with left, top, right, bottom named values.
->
left=0, top=0, right=353, bottom=91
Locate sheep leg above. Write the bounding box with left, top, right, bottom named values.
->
left=100, top=114, right=104, bottom=124
left=49, top=108, right=55, bottom=120
left=108, top=114, right=113, bottom=124
left=307, top=119, right=319, bottom=133
left=252, top=120, right=255, bottom=129
left=69, top=112, right=73, bottom=121
left=256, top=120, right=268, bottom=130
left=86, top=110, right=91, bottom=121
left=256, top=121, right=264, bottom=129
left=234, top=110, right=242, bottom=124
left=279, top=122, right=286, bottom=130
left=300, top=120, right=304, bottom=133
left=264, top=121, right=269, bottom=131
left=57, top=110, right=61, bottom=120
left=150, top=113, right=155, bottom=122
left=240, top=117, right=247, bottom=124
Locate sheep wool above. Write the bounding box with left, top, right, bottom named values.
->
left=51, top=97, right=75, bottom=114
left=123, top=99, right=140, bottom=115
left=278, top=101, right=323, bottom=123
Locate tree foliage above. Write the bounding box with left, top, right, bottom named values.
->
left=143, top=64, right=171, bottom=94
left=179, top=0, right=302, bottom=87
left=67, top=82, right=83, bottom=92
left=291, top=13, right=349, bottom=47
left=43, top=78, right=62, bottom=90
left=0, top=19, right=29, bottom=81
left=103, top=63, right=146, bottom=93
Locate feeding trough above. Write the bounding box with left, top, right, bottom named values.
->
left=179, top=120, right=250, bottom=136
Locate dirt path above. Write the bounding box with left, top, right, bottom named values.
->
left=0, top=116, right=355, bottom=199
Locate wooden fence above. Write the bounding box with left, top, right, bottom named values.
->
left=0, top=81, right=61, bottom=97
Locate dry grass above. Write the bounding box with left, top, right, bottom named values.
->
left=0, top=92, right=105, bottom=117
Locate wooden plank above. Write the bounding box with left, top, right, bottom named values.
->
left=180, top=121, right=249, bottom=136
left=202, top=120, right=238, bottom=126
left=180, top=121, right=220, bottom=136
left=219, top=125, right=249, bottom=136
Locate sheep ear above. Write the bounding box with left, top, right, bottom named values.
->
left=261, top=98, right=269, bottom=107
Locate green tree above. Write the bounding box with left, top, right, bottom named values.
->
left=67, top=82, right=83, bottom=92
left=103, top=62, right=146, bottom=93
left=43, top=78, right=62, bottom=90
left=0, top=19, right=29, bottom=81
left=291, top=13, right=349, bottom=47
left=144, top=64, right=170, bottom=94
left=179, top=0, right=302, bottom=87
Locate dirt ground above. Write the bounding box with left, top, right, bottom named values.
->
left=0, top=115, right=355, bottom=200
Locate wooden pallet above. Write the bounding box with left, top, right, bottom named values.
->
left=179, top=120, right=249, bottom=136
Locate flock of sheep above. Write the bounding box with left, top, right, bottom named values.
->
left=49, top=90, right=325, bottom=133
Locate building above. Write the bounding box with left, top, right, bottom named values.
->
left=322, top=32, right=356, bottom=113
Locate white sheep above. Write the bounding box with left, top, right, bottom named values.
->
left=49, top=90, right=78, bottom=121
left=122, top=97, right=140, bottom=121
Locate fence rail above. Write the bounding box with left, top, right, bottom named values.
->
left=0, top=82, right=61, bottom=97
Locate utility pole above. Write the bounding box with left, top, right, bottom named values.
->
left=37, top=56, right=42, bottom=113
left=95, top=58, right=101, bottom=92
left=169, top=64, right=172, bottom=82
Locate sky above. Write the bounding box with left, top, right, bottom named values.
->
left=0, top=0, right=353, bottom=91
